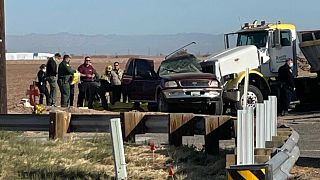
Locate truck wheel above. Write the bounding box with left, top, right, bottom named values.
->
left=157, top=92, right=169, bottom=112
left=236, top=85, right=263, bottom=110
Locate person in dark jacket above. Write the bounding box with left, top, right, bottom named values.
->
left=70, top=84, right=75, bottom=106
left=99, top=65, right=113, bottom=110
left=278, top=58, right=295, bottom=116
left=57, top=55, right=76, bottom=107
left=46, top=53, right=62, bottom=106
left=36, top=64, right=50, bottom=105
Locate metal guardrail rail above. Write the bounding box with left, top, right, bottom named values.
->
left=0, top=112, right=234, bottom=155
left=0, top=113, right=171, bottom=133
left=267, top=129, right=300, bottom=179
left=227, top=96, right=300, bottom=179
left=0, top=114, right=49, bottom=131
left=0, top=113, right=231, bottom=134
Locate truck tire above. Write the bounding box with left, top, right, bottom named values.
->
left=236, top=85, right=263, bottom=110
left=157, top=92, right=169, bottom=112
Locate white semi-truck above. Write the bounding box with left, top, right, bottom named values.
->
left=201, top=20, right=320, bottom=111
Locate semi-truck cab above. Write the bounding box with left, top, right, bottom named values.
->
left=201, top=20, right=298, bottom=110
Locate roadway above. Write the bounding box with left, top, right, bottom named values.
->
left=280, top=112, right=320, bottom=179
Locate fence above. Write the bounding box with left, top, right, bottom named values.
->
left=0, top=112, right=234, bottom=155
left=228, top=96, right=300, bottom=179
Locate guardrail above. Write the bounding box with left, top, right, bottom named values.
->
left=227, top=96, right=300, bottom=179
left=267, top=129, right=300, bottom=179
left=0, top=112, right=234, bottom=155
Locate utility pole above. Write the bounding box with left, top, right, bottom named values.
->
left=0, top=0, right=7, bottom=114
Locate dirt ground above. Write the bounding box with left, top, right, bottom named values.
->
left=6, top=55, right=163, bottom=113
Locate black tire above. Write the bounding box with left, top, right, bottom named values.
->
left=157, top=92, right=169, bottom=112
left=236, top=85, right=263, bottom=110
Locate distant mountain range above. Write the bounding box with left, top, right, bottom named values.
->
left=6, top=33, right=225, bottom=56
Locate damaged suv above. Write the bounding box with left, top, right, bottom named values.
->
left=122, top=53, right=223, bottom=114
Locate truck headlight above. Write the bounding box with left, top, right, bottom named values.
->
left=164, top=81, right=178, bottom=87
left=208, top=80, right=219, bottom=87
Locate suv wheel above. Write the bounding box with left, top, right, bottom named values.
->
left=157, top=92, right=169, bottom=112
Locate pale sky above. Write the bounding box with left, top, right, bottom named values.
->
left=5, top=0, right=320, bottom=35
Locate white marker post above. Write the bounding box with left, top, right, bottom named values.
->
left=110, top=118, right=127, bottom=180
left=246, top=107, right=254, bottom=164
left=237, top=110, right=243, bottom=165
left=256, top=103, right=265, bottom=148
left=269, top=96, right=278, bottom=136
left=243, top=68, right=249, bottom=108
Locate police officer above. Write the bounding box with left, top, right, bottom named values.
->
left=57, top=55, right=76, bottom=107
left=46, top=53, right=61, bottom=106
left=70, top=84, right=75, bottom=106
left=278, top=58, right=295, bottom=116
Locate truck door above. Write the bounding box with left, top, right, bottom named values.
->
left=268, top=30, right=295, bottom=73
left=130, top=59, right=160, bottom=101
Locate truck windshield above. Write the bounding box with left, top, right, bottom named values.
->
left=159, top=55, right=202, bottom=76
left=237, top=31, right=268, bottom=48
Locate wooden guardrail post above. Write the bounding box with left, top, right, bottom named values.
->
left=203, top=115, right=232, bottom=154
left=169, top=113, right=194, bottom=146
left=120, top=112, right=146, bottom=142
left=49, top=111, right=71, bottom=139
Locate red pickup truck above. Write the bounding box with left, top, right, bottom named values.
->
left=122, top=53, right=223, bottom=114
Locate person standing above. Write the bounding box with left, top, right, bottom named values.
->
left=278, top=58, right=295, bottom=116
left=99, top=65, right=113, bottom=110
left=69, top=61, right=76, bottom=107
left=70, top=84, right=75, bottom=106
left=57, top=55, right=76, bottom=107
left=36, top=64, right=50, bottom=105
left=46, top=53, right=62, bottom=106
left=111, top=62, right=123, bottom=104
left=77, top=56, right=98, bottom=109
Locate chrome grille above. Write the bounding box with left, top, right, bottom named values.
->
left=180, top=80, right=210, bottom=87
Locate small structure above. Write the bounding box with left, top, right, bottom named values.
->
left=6, top=52, right=54, bottom=60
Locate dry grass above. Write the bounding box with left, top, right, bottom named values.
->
left=0, top=131, right=114, bottom=179
left=0, top=131, right=226, bottom=179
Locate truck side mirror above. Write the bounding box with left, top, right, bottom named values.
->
left=274, top=29, right=281, bottom=48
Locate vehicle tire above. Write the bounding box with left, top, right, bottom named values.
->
left=236, top=85, right=263, bottom=110
left=157, top=92, right=169, bottom=112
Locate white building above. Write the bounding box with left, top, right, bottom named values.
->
left=6, top=52, right=54, bottom=60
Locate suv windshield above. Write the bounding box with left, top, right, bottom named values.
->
left=237, top=31, right=268, bottom=48
left=159, top=55, right=202, bottom=76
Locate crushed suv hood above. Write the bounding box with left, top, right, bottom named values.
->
left=161, top=73, right=216, bottom=81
